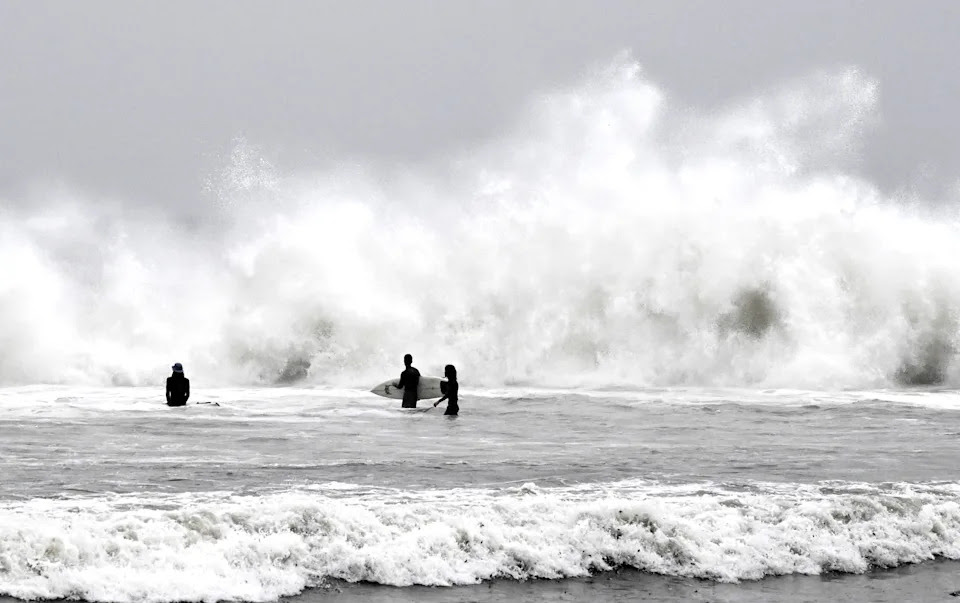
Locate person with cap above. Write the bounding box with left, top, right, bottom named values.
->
left=166, top=362, right=191, bottom=407
left=396, top=353, right=420, bottom=408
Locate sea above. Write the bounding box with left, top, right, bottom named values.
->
left=5, top=60, right=960, bottom=601
left=2, top=386, right=960, bottom=602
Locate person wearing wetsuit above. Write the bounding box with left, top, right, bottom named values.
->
left=166, top=362, right=190, bottom=407
left=397, top=354, right=420, bottom=408
left=433, top=364, right=459, bottom=415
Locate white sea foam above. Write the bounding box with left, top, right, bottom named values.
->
left=2, top=58, right=960, bottom=388
left=5, top=385, right=960, bottom=423
left=1, top=481, right=959, bottom=602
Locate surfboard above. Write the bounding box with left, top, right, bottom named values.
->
left=371, top=376, right=446, bottom=400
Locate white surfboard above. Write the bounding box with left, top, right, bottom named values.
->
left=370, top=376, right=446, bottom=400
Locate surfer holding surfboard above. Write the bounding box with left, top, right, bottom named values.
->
left=397, top=354, right=420, bottom=408
left=370, top=356, right=459, bottom=413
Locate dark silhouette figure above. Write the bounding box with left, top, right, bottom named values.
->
left=166, top=362, right=190, bottom=407
left=434, top=364, right=459, bottom=415
left=397, top=353, right=420, bottom=408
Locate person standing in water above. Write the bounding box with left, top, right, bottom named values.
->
left=397, top=354, right=420, bottom=408
left=166, top=363, right=190, bottom=407
left=433, top=364, right=459, bottom=415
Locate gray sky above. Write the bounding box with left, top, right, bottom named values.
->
left=2, top=0, right=959, bottom=212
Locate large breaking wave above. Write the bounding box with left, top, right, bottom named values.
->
left=2, top=58, right=959, bottom=387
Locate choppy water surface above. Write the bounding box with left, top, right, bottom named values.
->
left=2, top=386, right=960, bottom=602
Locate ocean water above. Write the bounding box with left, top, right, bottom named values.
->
left=5, top=58, right=960, bottom=601
left=2, top=386, right=960, bottom=602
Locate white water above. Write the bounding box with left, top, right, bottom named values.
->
left=2, top=384, right=960, bottom=602
left=2, top=59, right=959, bottom=388
left=2, top=481, right=959, bottom=602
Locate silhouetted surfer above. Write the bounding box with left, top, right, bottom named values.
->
left=166, top=363, right=190, bottom=407
left=397, top=354, right=420, bottom=408
left=433, top=364, right=459, bottom=415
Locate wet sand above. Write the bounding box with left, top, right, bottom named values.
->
left=299, top=560, right=960, bottom=603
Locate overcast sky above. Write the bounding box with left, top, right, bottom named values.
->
left=2, top=0, right=959, bottom=211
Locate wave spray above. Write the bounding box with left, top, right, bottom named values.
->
left=2, top=59, right=959, bottom=388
